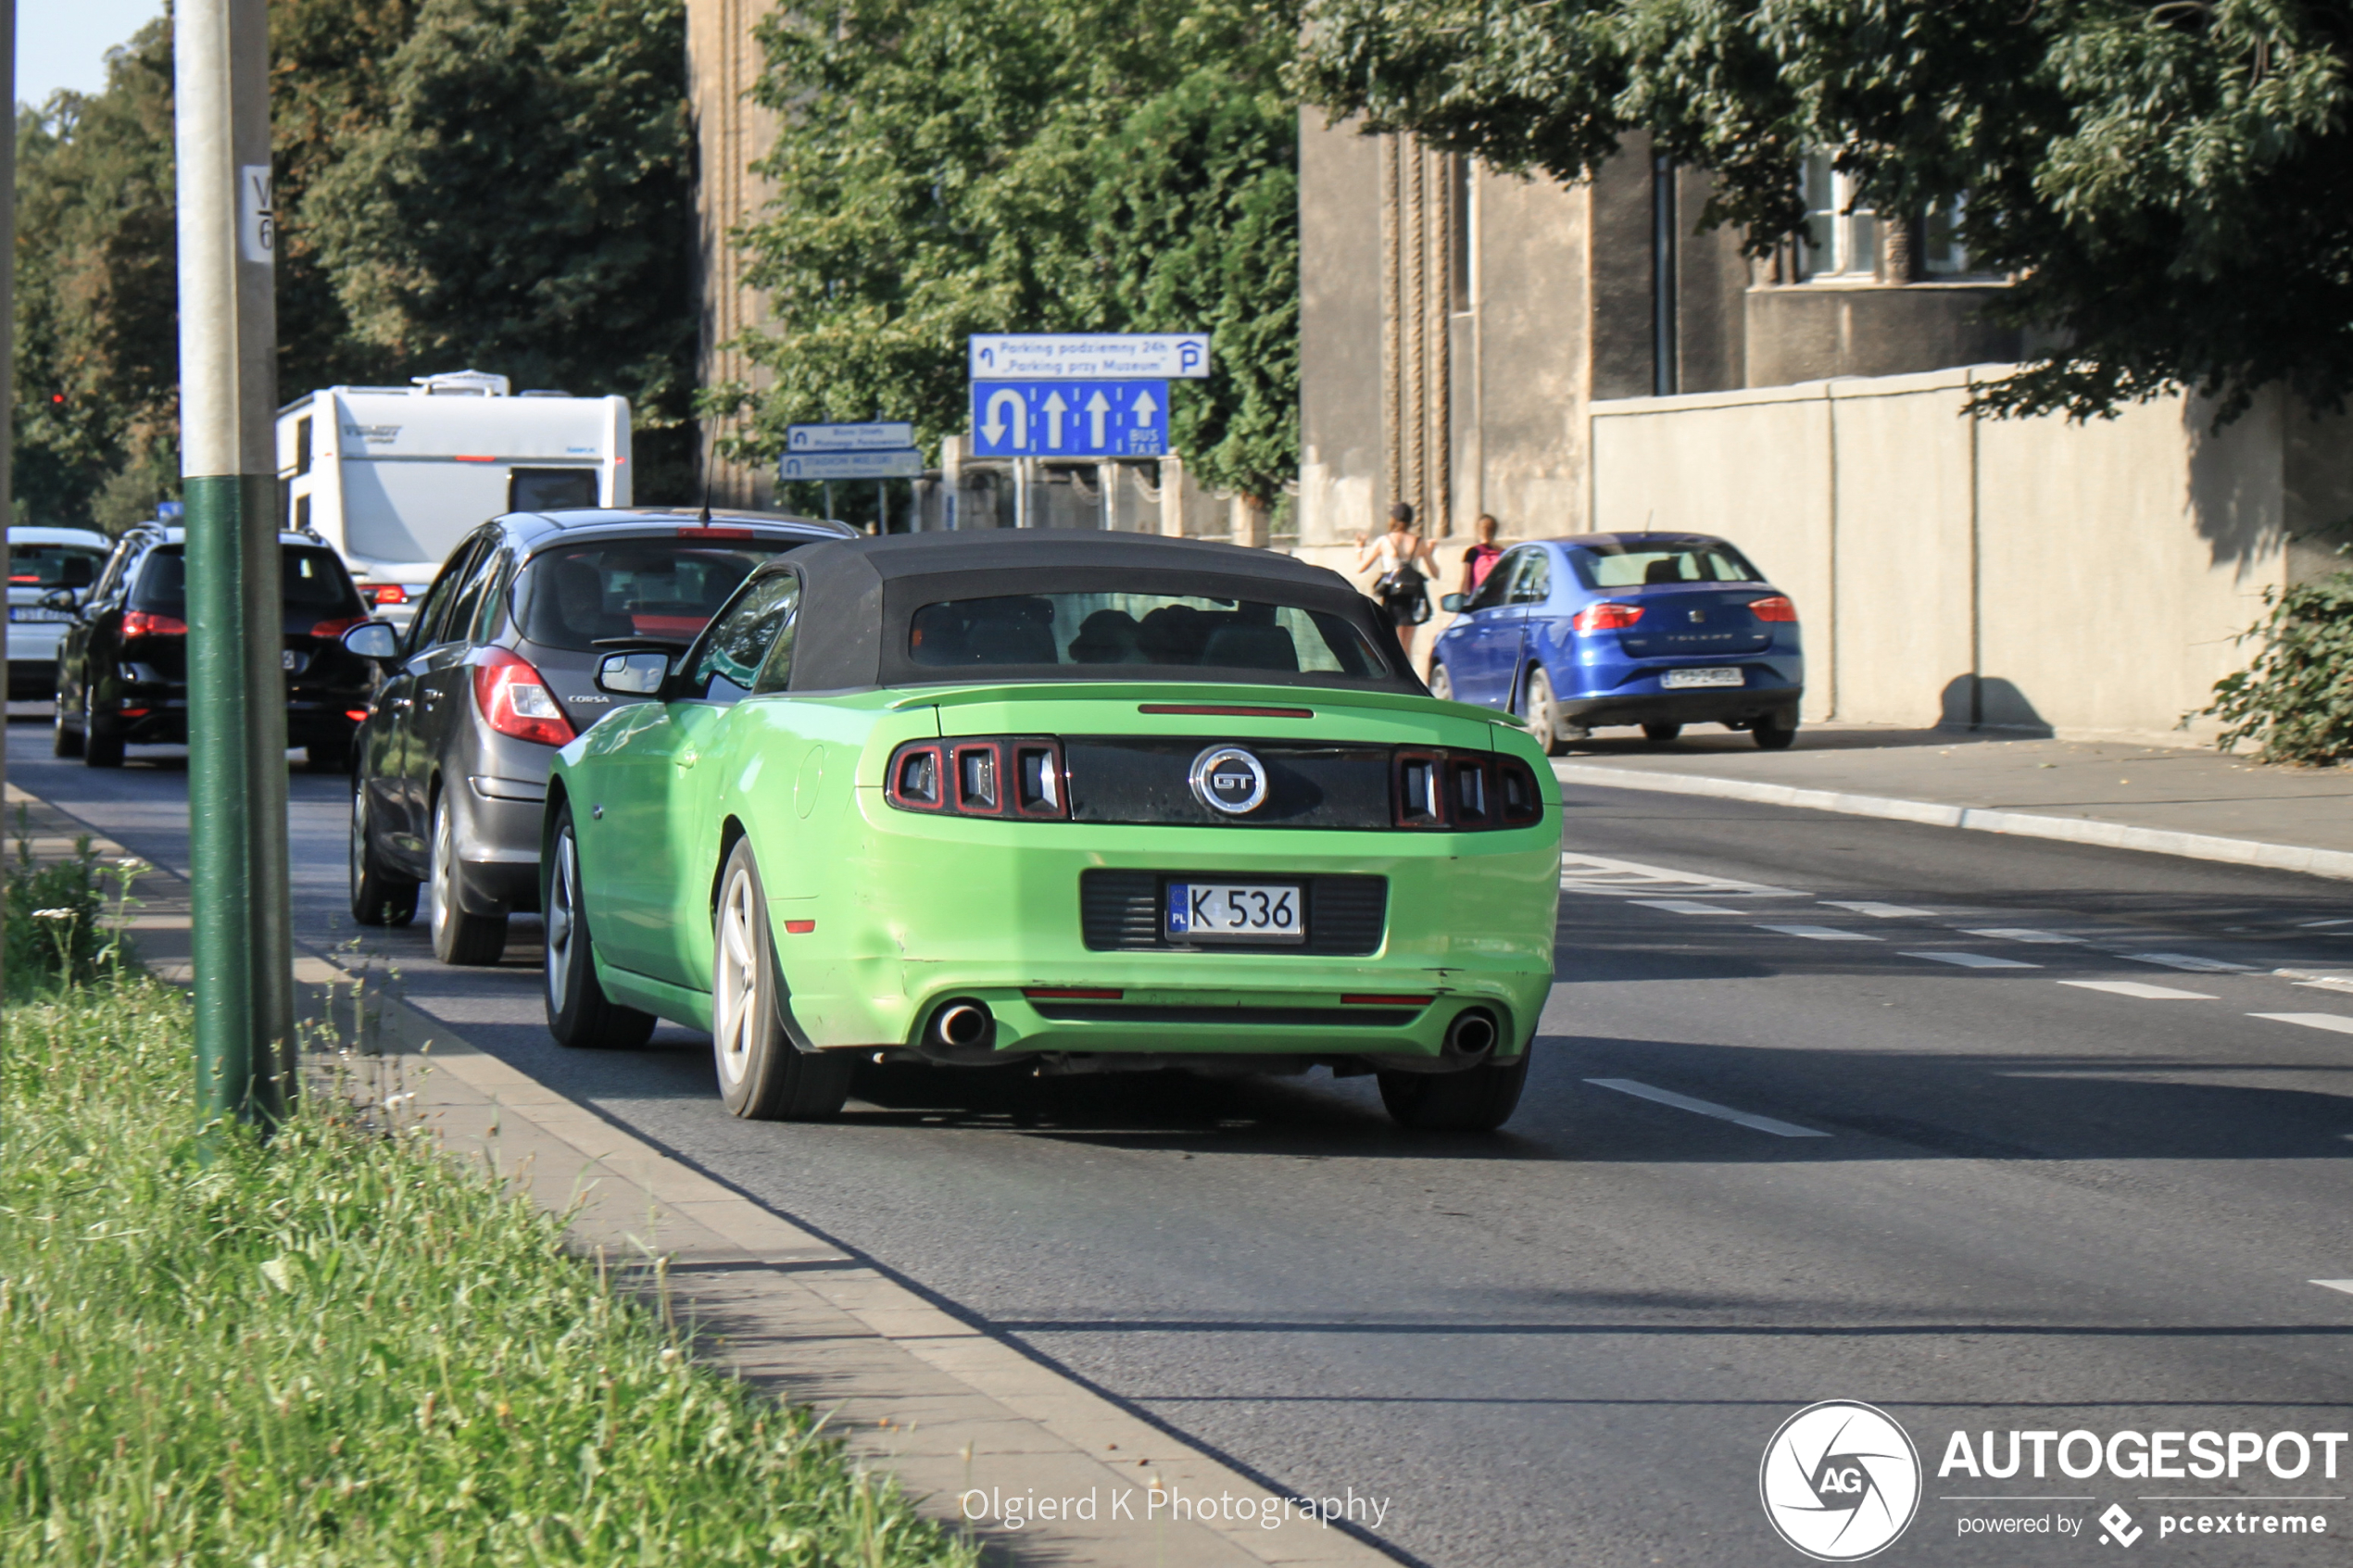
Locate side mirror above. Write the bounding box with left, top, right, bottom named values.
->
left=597, top=649, right=669, bottom=696
left=340, top=621, right=402, bottom=660
left=39, top=589, right=79, bottom=611
left=1439, top=592, right=1468, bottom=613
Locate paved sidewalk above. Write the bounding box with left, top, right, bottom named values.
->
left=1553, top=723, right=2353, bottom=880
left=4, top=783, right=1394, bottom=1568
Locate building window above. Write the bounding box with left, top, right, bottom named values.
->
left=1799, top=153, right=1880, bottom=281
left=1921, top=196, right=1969, bottom=276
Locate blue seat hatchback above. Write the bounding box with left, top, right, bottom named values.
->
left=1429, top=532, right=1805, bottom=752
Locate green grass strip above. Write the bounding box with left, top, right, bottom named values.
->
left=0, top=978, right=977, bottom=1567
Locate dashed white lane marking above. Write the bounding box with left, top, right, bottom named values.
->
left=1903, top=950, right=2042, bottom=969
left=1962, top=927, right=2084, bottom=945
left=2124, top=952, right=2260, bottom=973
left=2313, top=1281, right=2353, bottom=1296
left=2058, top=980, right=2218, bottom=1001
left=1629, top=898, right=1743, bottom=915
left=1820, top=900, right=1938, bottom=919
left=2251, top=1013, right=2353, bottom=1036
left=1755, top=924, right=1881, bottom=942
left=1584, top=1078, right=1831, bottom=1138
left=1557, top=852, right=1802, bottom=898
left=2299, top=918, right=2353, bottom=928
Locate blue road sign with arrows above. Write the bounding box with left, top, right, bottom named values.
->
left=970, top=380, right=1168, bottom=458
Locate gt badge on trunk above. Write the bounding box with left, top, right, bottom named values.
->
left=1189, top=746, right=1267, bottom=815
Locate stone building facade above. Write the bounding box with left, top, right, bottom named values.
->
left=686, top=0, right=779, bottom=508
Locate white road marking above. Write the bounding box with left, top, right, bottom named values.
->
left=2252, top=1012, right=2353, bottom=1036
left=1820, top=900, right=1937, bottom=918
left=2312, top=1280, right=2353, bottom=1296
left=2123, top=952, right=2260, bottom=973
left=1755, top=924, right=1881, bottom=942
left=2058, top=980, right=2218, bottom=1001
left=1584, top=1078, right=1831, bottom=1137
left=1629, top=898, right=1743, bottom=915
left=1961, top=927, right=2084, bottom=945
left=1902, top=950, right=2042, bottom=969
left=1557, top=852, right=1802, bottom=898
left=2298, top=918, right=2353, bottom=928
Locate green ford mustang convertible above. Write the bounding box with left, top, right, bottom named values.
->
left=542, top=533, right=1562, bottom=1130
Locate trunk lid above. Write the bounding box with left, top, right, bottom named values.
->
left=1615, top=586, right=1776, bottom=659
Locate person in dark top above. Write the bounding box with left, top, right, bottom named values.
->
left=1460, top=513, right=1504, bottom=597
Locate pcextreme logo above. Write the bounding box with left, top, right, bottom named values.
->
left=1761, top=1400, right=1923, bottom=1561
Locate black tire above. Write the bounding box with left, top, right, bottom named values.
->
left=1428, top=662, right=1455, bottom=703
left=711, top=837, right=853, bottom=1120
left=1642, top=722, right=1682, bottom=745
left=1754, top=710, right=1799, bottom=750
left=1520, top=669, right=1568, bottom=757
left=349, top=783, right=419, bottom=927
left=428, top=793, right=508, bottom=965
left=543, top=804, right=656, bottom=1049
left=52, top=700, right=82, bottom=758
left=1378, top=1046, right=1532, bottom=1133
left=83, top=691, right=125, bottom=769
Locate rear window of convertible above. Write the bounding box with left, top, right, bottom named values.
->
left=908, top=592, right=1390, bottom=677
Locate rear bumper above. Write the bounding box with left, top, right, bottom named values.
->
left=1558, top=685, right=1803, bottom=729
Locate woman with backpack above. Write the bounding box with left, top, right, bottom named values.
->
left=1355, top=502, right=1439, bottom=655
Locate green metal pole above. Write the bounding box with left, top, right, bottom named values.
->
left=176, top=0, right=293, bottom=1126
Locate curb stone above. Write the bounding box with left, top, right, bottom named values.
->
left=3, top=783, right=1403, bottom=1568
left=1552, top=761, right=2353, bottom=883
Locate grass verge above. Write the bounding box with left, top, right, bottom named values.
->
left=0, top=976, right=978, bottom=1567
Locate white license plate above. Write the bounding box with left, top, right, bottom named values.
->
left=1166, top=882, right=1303, bottom=944
left=9, top=607, right=72, bottom=623
left=1661, top=666, right=1744, bottom=689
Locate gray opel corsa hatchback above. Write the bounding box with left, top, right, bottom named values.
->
left=344, top=508, right=853, bottom=963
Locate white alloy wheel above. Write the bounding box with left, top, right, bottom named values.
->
left=713, top=862, right=762, bottom=1091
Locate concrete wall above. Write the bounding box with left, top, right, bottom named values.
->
left=1297, top=114, right=1388, bottom=549
left=1744, top=284, right=2020, bottom=389
left=1589, top=366, right=2303, bottom=744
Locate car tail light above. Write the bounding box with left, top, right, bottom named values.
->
left=121, top=609, right=187, bottom=638
left=308, top=615, right=368, bottom=639
left=365, top=584, right=409, bottom=606
left=678, top=525, right=755, bottom=540
left=471, top=647, right=574, bottom=746
left=1393, top=747, right=1548, bottom=830
left=1570, top=602, right=1643, bottom=633
left=345, top=709, right=370, bottom=722
left=887, top=736, right=1068, bottom=819
left=1749, top=595, right=1798, bottom=622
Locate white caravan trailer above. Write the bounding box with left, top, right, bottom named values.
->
left=277, top=370, right=631, bottom=615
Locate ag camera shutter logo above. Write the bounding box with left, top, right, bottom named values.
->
left=1759, top=1400, right=1921, bottom=1561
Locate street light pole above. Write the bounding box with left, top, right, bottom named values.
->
left=175, top=0, right=294, bottom=1124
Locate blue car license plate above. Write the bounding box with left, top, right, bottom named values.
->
left=1166, top=882, right=1304, bottom=944
left=1661, top=666, right=1743, bottom=689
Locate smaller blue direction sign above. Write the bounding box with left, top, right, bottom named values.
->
left=779, top=448, right=923, bottom=481
left=786, top=421, right=913, bottom=453
left=970, top=380, right=1168, bottom=458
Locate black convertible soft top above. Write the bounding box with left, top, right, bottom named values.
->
left=764, top=532, right=1418, bottom=694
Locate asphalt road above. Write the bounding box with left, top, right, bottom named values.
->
left=19, top=722, right=2353, bottom=1568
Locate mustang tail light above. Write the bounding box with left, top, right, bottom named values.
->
left=120, top=609, right=187, bottom=638
left=1571, top=602, right=1643, bottom=633
left=1748, top=595, right=1798, bottom=622
left=472, top=647, right=574, bottom=746
left=887, top=737, right=1068, bottom=819
left=1394, top=747, right=1546, bottom=830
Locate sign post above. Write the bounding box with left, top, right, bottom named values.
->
left=965, top=335, right=1209, bottom=532
left=782, top=423, right=922, bottom=531
left=177, top=0, right=295, bottom=1127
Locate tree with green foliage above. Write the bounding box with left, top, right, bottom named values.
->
left=1295, top=0, right=2353, bottom=424
left=727, top=0, right=1299, bottom=501
left=13, top=0, right=696, bottom=531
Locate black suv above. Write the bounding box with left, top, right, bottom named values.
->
left=344, top=508, right=852, bottom=965
left=54, top=523, right=376, bottom=769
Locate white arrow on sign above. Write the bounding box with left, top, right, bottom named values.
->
left=1130, top=387, right=1159, bottom=427
left=983, top=387, right=1027, bottom=449
left=1085, top=390, right=1110, bottom=448
left=1042, top=391, right=1069, bottom=450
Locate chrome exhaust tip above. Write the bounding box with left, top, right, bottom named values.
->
left=1444, top=1008, right=1499, bottom=1061
left=933, top=1001, right=991, bottom=1049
